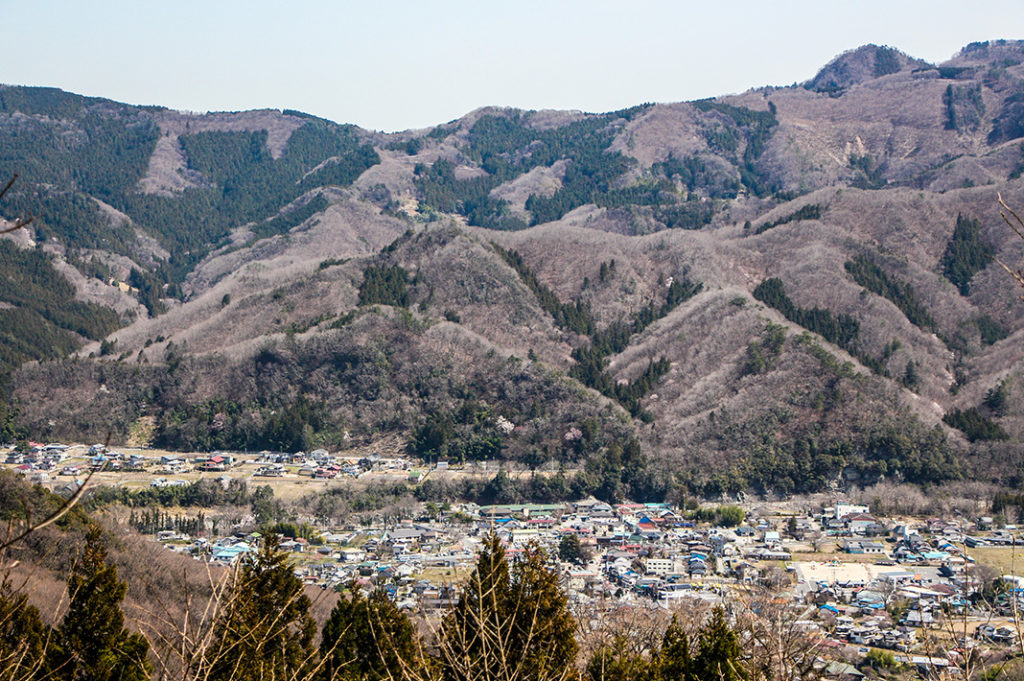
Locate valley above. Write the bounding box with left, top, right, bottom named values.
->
left=7, top=19, right=1024, bottom=681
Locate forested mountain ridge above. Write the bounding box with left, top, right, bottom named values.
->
left=5, top=40, right=1024, bottom=499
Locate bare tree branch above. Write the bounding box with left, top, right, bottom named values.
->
left=995, top=193, right=1024, bottom=300
left=0, top=175, right=33, bottom=235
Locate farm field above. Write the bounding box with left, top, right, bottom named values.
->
left=969, top=547, right=1024, bottom=577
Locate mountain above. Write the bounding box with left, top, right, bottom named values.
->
left=4, top=40, right=1024, bottom=500
left=804, top=44, right=931, bottom=95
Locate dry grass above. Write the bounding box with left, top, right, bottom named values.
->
left=970, top=547, right=1024, bottom=577
left=416, top=565, right=469, bottom=585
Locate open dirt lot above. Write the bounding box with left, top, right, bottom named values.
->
left=790, top=561, right=895, bottom=585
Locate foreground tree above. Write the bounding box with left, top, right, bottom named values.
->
left=656, top=616, right=693, bottom=681
left=204, top=533, right=317, bottom=681
left=996, top=193, right=1024, bottom=297
left=318, top=584, right=418, bottom=681
left=586, top=607, right=748, bottom=681
left=52, top=524, right=151, bottom=681
left=691, top=608, right=748, bottom=681
left=0, top=577, right=51, bottom=681
left=585, top=635, right=651, bottom=681
left=440, top=534, right=577, bottom=681
left=733, top=592, right=822, bottom=681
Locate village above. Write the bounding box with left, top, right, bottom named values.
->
left=7, top=441, right=1024, bottom=676
left=160, top=496, right=1024, bottom=675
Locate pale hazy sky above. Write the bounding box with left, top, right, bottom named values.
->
left=3, top=1, right=1022, bottom=132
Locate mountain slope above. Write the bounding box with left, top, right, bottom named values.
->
left=5, top=40, right=1024, bottom=499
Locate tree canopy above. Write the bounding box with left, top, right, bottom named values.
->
left=442, top=534, right=577, bottom=681
left=51, top=525, right=151, bottom=681
left=204, top=533, right=316, bottom=681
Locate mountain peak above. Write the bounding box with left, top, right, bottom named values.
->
left=804, top=44, right=930, bottom=95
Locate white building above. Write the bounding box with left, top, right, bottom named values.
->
left=644, top=558, right=677, bottom=576
left=836, top=504, right=870, bottom=519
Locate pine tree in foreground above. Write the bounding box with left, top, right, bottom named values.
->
left=318, top=583, right=419, bottom=681
left=440, top=534, right=577, bottom=681
left=51, top=524, right=151, bottom=681
left=691, top=608, right=748, bottom=681
left=656, top=615, right=692, bottom=681
left=204, top=532, right=317, bottom=681
left=0, top=577, right=52, bottom=681
left=584, top=636, right=651, bottom=681
left=585, top=607, right=748, bottom=681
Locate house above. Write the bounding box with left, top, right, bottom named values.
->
left=991, top=625, right=1017, bottom=643
left=731, top=561, right=758, bottom=583
left=902, top=609, right=937, bottom=628
left=822, top=661, right=865, bottom=680
left=854, top=589, right=886, bottom=609
left=745, top=546, right=791, bottom=561
left=845, top=514, right=878, bottom=535
left=823, top=517, right=846, bottom=534
left=895, top=655, right=952, bottom=674
left=211, top=542, right=251, bottom=564
left=340, top=548, right=367, bottom=563
left=200, top=455, right=230, bottom=472
left=976, top=623, right=996, bottom=638
left=842, top=540, right=885, bottom=554
left=389, top=527, right=425, bottom=546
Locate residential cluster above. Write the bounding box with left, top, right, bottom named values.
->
left=157, top=499, right=1024, bottom=668
left=5, top=443, right=1024, bottom=671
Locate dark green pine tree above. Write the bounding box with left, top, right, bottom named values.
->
left=205, top=532, right=317, bottom=681
left=0, top=577, right=52, bottom=678
left=441, top=534, right=577, bottom=681
left=691, top=608, right=748, bottom=681
left=508, top=543, right=578, bottom=679
left=985, top=380, right=1009, bottom=416
left=52, top=524, right=151, bottom=681
left=0, top=399, right=22, bottom=445
left=318, top=584, right=418, bottom=681
left=940, top=214, right=994, bottom=295
left=656, top=615, right=692, bottom=681
left=441, top=533, right=511, bottom=681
